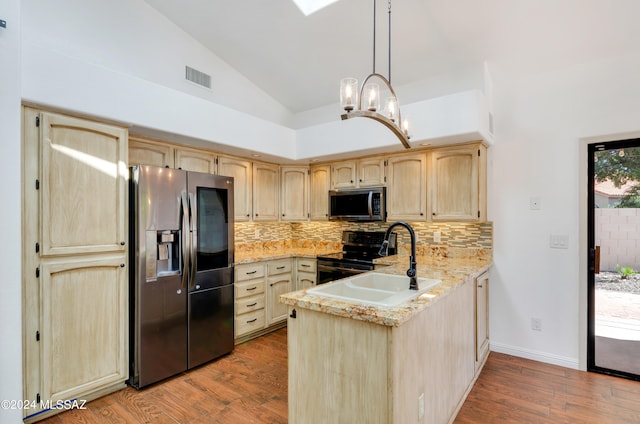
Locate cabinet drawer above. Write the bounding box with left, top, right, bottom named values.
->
left=297, top=258, right=316, bottom=273
left=235, top=280, right=265, bottom=299
left=235, top=310, right=266, bottom=337
left=268, top=259, right=292, bottom=275
left=236, top=263, right=265, bottom=282
left=235, top=295, right=265, bottom=316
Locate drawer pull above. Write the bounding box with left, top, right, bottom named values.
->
left=276, top=266, right=285, bottom=270
left=247, top=302, right=257, bottom=307
left=301, top=264, right=311, bottom=268
left=246, top=270, right=257, bottom=275
left=246, top=286, right=257, bottom=291
left=247, top=318, right=258, bottom=323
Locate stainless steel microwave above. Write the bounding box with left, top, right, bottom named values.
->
left=328, top=187, right=386, bottom=222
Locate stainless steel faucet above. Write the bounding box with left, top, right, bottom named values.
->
left=379, top=222, right=418, bottom=290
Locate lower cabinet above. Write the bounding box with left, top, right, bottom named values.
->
left=296, top=258, right=317, bottom=290
left=235, top=258, right=294, bottom=342
left=266, top=259, right=294, bottom=325
left=475, top=270, right=490, bottom=370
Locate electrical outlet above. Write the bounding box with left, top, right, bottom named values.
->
left=418, top=393, right=425, bottom=419
left=433, top=231, right=441, bottom=243
left=531, top=318, right=542, bottom=331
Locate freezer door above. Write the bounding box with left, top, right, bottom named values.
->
left=188, top=272, right=235, bottom=369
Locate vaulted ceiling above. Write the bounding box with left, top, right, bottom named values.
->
left=144, top=0, right=640, bottom=114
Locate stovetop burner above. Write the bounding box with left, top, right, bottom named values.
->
left=317, top=230, right=396, bottom=265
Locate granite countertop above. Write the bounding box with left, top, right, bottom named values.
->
left=280, top=254, right=492, bottom=327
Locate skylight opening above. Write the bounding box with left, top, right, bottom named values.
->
left=292, top=0, right=340, bottom=16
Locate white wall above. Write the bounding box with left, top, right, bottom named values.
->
left=490, top=50, right=640, bottom=368
left=0, top=1, right=23, bottom=422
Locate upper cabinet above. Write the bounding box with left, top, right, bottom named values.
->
left=126, top=135, right=488, bottom=224
left=331, top=160, right=357, bottom=189
left=386, top=153, right=427, bottom=221
left=357, top=157, right=386, bottom=187
left=281, top=166, right=309, bottom=221
left=331, top=157, right=385, bottom=189
left=253, top=162, right=279, bottom=221
left=218, top=155, right=253, bottom=222
left=430, top=144, right=486, bottom=222
left=40, top=112, right=128, bottom=256
left=310, top=165, right=330, bottom=221
left=129, top=136, right=174, bottom=168
left=175, top=146, right=217, bottom=174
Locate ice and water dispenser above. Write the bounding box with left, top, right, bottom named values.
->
left=145, top=230, right=181, bottom=281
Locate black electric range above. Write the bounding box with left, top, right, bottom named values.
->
left=316, top=230, right=396, bottom=284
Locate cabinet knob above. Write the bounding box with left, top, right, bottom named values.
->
left=120, top=263, right=125, bottom=268
left=432, top=212, right=436, bottom=216
left=120, top=241, right=125, bottom=246
left=255, top=213, right=259, bottom=217
left=282, top=214, right=285, bottom=217
left=246, top=213, right=250, bottom=217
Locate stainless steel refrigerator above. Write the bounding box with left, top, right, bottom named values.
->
left=129, top=165, right=234, bottom=389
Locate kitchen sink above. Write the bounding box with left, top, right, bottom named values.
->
left=307, top=273, right=441, bottom=307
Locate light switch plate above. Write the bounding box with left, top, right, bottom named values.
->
left=550, top=234, right=569, bottom=249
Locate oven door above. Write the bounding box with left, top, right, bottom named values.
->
left=316, top=260, right=373, bottom=285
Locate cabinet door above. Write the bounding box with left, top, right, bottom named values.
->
left=297, top=271, right=316, bottom=290
left=358, top=157, right=386, bottom=187
left=175, top=147, right=216, bottom=174
left=253, top=162, right=279, bottom=221
left=266, top=273, right=293, bottom=325
left=40, top=255, right=128, bottom=402
left=218, top=155, right=253, bottom=221
left=281, top=166, right=309, bottom=221
left=332, top=160, right=357, bottom=189
left=475, top=271, right=490, bottom=368
left=386, top=153, right=427, bottom=221
left=310, top=165, right=330, bottom=221
left=40, top=112, right=127, bottom=256
left=128, top=136, right=174, bottom=168
left=431, top=145, right=479, bottom=221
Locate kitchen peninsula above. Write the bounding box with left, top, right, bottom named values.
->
left=281, top=252, right=492, bottom=424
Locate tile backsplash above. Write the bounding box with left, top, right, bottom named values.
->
left=235, top=221, right=492, bottom=251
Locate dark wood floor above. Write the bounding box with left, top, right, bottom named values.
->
left=40, top=327, right=640, bottom=424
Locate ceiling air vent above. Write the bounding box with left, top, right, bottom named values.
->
left=185, top=66, right=211, bottom=89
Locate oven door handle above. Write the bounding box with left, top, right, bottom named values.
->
left=367, top=190, right=373, bottom=218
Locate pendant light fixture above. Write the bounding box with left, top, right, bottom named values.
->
left=340, top=0, right=410, bottom=149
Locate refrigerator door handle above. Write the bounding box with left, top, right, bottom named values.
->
left=181, top=191, right=190, bottom=291
left=188, top=192, right=197, bottom=289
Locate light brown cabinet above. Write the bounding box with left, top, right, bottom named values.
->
left=281, top=166, right=309, bottom=221
left=287, top=275, right=477, bottom=424
left=386, top=153, right=427, bottom=221
left=431, top=144, right=486, bottom=221
left=475, top=270, right=490, bottom=370
left=266, top=259, right=294, bottom=325
left=235, top=263, right=267, bottom=338
left=128, top=136, right=174, bottom=168
left=253, top=162, right=279, bottom=221
left=22, top=108, right=128, bottom=420
left=309, top=165, right=330, bottom=221
left=331, top=157, right=385, bottom=189
left=175, top=146, right=217, bottom=174
left=296, top=258, right=317, bottom=290
left=218, top=155, right=253, bottom=221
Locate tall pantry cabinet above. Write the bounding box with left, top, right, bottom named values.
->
left=22, top=108, right=129, bottom=421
